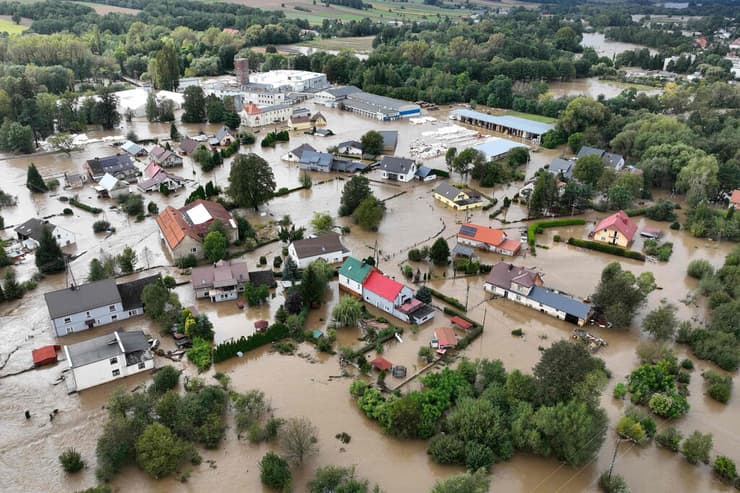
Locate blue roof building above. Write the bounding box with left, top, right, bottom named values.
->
left=473, top=138, right=529, bottom=161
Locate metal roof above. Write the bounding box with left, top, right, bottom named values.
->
left=548, top=158, right=575, bottom=179
left=528, top=286, right=591, bottom=320
left=66, top=330, right=149, bottom=369
left=291, top=232, right=349, bottom=259
left=452, top=109, right=555, bottom=135
left=44, top=279, right=122, bottom=319
left=473, top=138, right=528, bottom=160
left=380, top=156, right=415, bottom=174
left=299, top=150, right=333, bottom=167
left=339, top=257, right=373, bottom=284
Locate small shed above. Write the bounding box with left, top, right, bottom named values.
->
left=254, top=320, right=269, bottom=332
left=452, top=244, right=475, bottom=259
left=370, top=356, right=393, bottom=371
left=434, top=327, right=458, bottom=349
left=450, top=316, right=473, bottom=331
left=640, top=227, right=663, bottom=239
left=32, top=345, right=60, bottom=366
left=391, top=366, right=407, bottom=378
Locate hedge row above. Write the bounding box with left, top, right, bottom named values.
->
left=431, top=168, right=450, bottom=178
left=273, top=185, right=307, bottom=197
left=350, top=328, right=404, bottom=359
left=213, top=323, right=290, bottom=363
left=527, top=217, right=586, bottom=247
left=442, top=307, right=481, bottom=329
left=567, top=238, right=645, bottom=261
left=428, top=288, right=466, bottom=312
left=625, top=208, right=647, bottom=217
left=69, top=198, right=102, bottom=214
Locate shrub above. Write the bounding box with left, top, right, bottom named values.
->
left=511, top=328, right=524, bottom=337
left=613, top=383, right=627, bottom=399
left=676, top=371, right=691, bottom=384
left=428, top=434, right=465, bottom=465
left=616, top=415, right=646, bottom=444
left=464, top=441, right=495, bottom=471
left=151, top=366, right=180, bottom=394
left=427, top=287, right=466, bottom=311
left=598, top=471, right=630, bottom=493
left=648, top=392, right=689, bottom=419
left=175, top=254, right=197, bottom=268
left=656, top=426, right=682, bottom=452
left=680, top=358, right=694, bottom=370
left=687, top=259, right=714, bottom=279
left=63, top=208, right=73, bottom=215
left=259, top=256, right=267, bottom=266
left=528, top=218, right=586, bottom=248
left=681, top=431, right=713, bottom=465
left=147, top=201, right=158, bottom=215
left=670, top=221, right=680, bottom=230
left=713, top=456, right=738, bottom=483
left=408, top=248, right=424, bottom=262
left=187, top=338, right=212, bottom=372
left=59, top=448, right=84, bottom=473
left=703, top=370, right=732, bottom=404
left=418, top=346, right=434, bottom=363
left=567, top=238, right=646, bottom=261
left=213, top=323, right=290, bottom=363
left=259, top=452, right=291, bottom=491
left=70, top=197, right=102, bottom=214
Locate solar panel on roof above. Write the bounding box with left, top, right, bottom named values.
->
left=459, top=225, right=477, bottom=236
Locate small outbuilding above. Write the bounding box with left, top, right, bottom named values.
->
left=370, top=356, right=393, bottom=371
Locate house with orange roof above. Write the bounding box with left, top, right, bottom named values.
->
left=457, top=223, right=522, bottom=256
left=155, top=200, right=238, bottom=260
left=729, top=189, right=740, bottom=209
left=590, top=210, right=637, bottom=248
left=241, top=102, right=292, bottom=128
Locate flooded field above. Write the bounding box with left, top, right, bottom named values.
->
left=581, top=32, right=658, bottom=58
left=0, top=104, right=738, bottom=493
left=548, top=77, right=662, bottom=100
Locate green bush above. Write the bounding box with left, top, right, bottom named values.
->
left=213, top=323, right=290, bottom=363
left=680, top=358, right=694, bottom=370
left=70, top=197, right=102, bottom=214
left=427, top=287, right=466, bottom=311
left=567, top=238, right=646, bottom=261
left=713, top=456, right=738, bottom=483
left=186, top=338, right=213, bottom=372
left=655, top=426, right=682, bottom=452
left=259, top=452, right=291, bottom=491
left=511, top=328, right=524, bottom=337
left=59, top=448, right=84, bottom=473
left=151, top=366, right=180, bottom=394
left=598, top=471, right=631, bottom=493
left=613, top=383, right=627, bottom=399
left=63, top=207, right=73, bottom=215
left=428, top=434, right=465, bottom=465
left=687, top=259, right=714, bottom=279
left=175, top=254, right=197, bottom=268
left=703, top=370, right=732, bottom=404
left=93, top=220, right=110, bottom=233
left=643, top=239, right=673, bottom=261
left=670, top=221, right=680, bottom=230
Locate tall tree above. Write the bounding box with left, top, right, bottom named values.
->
left=572, top=155, right=605, bottom=187
left=642, top=303, right=677, bottom=340
left=591, top=262, right=655, bottom=329
left=36, top=226, right=65, bottom=273
left=360, top=130, right=383, bottom=155
left=145, top=92, right=158, bottom=122
left=93, top=89, right=120, bottom=130
left=533, top=340, right=606, bottom=406
left=181, top=86, right=206, bottom=123
left=430, top=238, right=450, bottom=266
left=339, top=176, right=371, bottom=216
left=228, top=153, right=276, bottom=211
left=528, top=172, right=558, bottom=216
left=352, top=196, right=385, bottom=231
left=26, top=163, right=48, bottom=193
left=203, top=231, right=228, bottom=262
left=151, top=42, right=180, bottom=91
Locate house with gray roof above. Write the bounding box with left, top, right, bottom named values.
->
left=576, top=146, right=625, bottom=172
left=299, top=150, right=334, bottom=172
left=547, top=158, right=575, bottom=179
left=484, top=261, right=591, bottom=326
left=63, top=330, right=154, bottom=392
left=44, top=276, right=160, bottom=336
left=379, top=130, right=399, bottom=153
left=282, top=143, right=317, bottom=162
left=337, top=140, right=363, bottom=156
left=15, top=218, right=76, bottom=250
left=121, top=140, right=147, bottom=157
left=288, top=232, right=351, bottom=269
left=191, top=260, right=249, bottom=302
left=379, top=156, right=417, bottom=182
left=84, top=154, right=138, bottom=182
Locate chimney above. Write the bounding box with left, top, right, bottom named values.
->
left=234, top=56, right=249, bottom=87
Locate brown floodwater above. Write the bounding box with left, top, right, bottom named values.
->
left=581, top=33, right=658, bottom=58
left=0, top=104, right=738, bottom=493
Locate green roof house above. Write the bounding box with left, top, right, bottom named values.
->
left=338, top=257, right=374, bottom=297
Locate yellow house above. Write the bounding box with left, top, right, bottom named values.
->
left=590, top=210, right=637, bottom=247
left=289, top=112, right=327, bottom=131
left=433, top=182, right=484, bottom=211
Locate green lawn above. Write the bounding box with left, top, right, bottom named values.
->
left=281, top=0, right=474, bottom=26
left=0, top=18, right=28, bottom=34
left=500, top=110, right=557, bottom=124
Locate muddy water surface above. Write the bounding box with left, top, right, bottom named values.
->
left=0, top=105, right=738, bottom=493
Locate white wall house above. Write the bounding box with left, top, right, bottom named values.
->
left=379, top=156, right=417, bottom=182
left=288, top=232, right=351, bottom=269
left=14, top=218, right=76, bottom=249
left=338, top=257, right=374, bottom=297
left=64, top=330, right=154, bottom=392
left=241, top=103, right=293, bottom=128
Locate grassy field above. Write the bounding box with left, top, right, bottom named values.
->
left=299, top=35, right=375, bottom=51
left=499, top=110, right=557, bottom=124
left=228, top=0, right=476, bottom=26
left=72, top=1, right=141, bottom=14
left=0, top=18, right=29, bottom=34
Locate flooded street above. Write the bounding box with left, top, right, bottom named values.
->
left=0, top=102, right=738, bottom=493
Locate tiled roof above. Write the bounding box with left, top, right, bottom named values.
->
left=730, top=189, right=740, bottom=205
left=485, top=262, right=541, bottom=291
left=179, top=138, right=200, bottom=154
left=592, top=210, right=637, bottom=241
left=363, top=271, right=403, bottom=302
left=498, top=238, right=522, bottom=254
left=380, top=156, right=415, bottom=175
left=155, top=207, right=190, bottom=249
left=457, top=223, right=504, bottom=247
left=291, top=232, right=348, bottom=259
left=192, top=260, right=248, bottom=289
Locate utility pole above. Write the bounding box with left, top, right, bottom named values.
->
left=608, top=438, right=622, bottom=482
left=465, top=283, right=470, bottom=311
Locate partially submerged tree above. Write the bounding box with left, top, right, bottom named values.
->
left=36, top=226, right=65, bottom=273
left=339, top=176, right=371, bottom=216
left=228, top=153, right=276, bottom=211
left=26, top=163, right=48, bottom=193
left=591, top=263, right=655, bottom=329
left=332, top=295, right=363, bottom=327
left=279, top=417, right=318, bottom=466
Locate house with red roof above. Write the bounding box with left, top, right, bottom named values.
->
left=457, top=222, right=522, bottom=256
left=155, top=200, right=237, bottom=260
left=433, top=327, right=458, bottom=350
left=693, top=37, right=708, bottom=49
left=729, top=189, right=740, bottom=209
left=360, top=269, right=435, bottom=325
left=590, top=210, right=637, bottom=247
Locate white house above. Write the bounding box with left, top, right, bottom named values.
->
left=14, top=218, right=76, bottom=249
left=281, top=143, right=317, bottom=162
left=337, top=140, right=363, bottom=156
left=96, top=173, right=131, bottom=199
left=44, top=275, right=160, bottom=336
left=379, top=156, right=417, bottom=182
left=241, top=103, right=293, bottom=128
left=361, top=270, right=436, bottom=325
left=338, top=257, right=374, bottom=297
left=288, top=232, right=350, bottom=269
left=64, top=330, right=154, bottom=392
left=191, top=260, right=249, bottom=302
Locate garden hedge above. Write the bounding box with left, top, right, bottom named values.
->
left=428, top=288, right=466, bottom=312
left=213, top=323, right=289, bottom=363
left=527, top=218, right=586, bottom=248
left=567, top=238, right=645, bottom=261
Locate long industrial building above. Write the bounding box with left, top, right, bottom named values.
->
left=451, top=109, right=555, bottom=140
left=341, top=92, right=421, bottom=121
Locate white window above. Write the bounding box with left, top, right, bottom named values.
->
left=112, top=369, right=120, bottom=377
left=110, top=357, right=118, bottom=365
left=191, top=247, right=197, bottom=253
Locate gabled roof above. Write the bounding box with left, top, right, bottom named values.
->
left=215, top=127, right=234, bottom=141
left=288, top=143, right=317, bottom=159
left=363, top=270, right=403, bottom=302
left=66, top=330, right=148, bottom=369
left=548, top=158, right=574, bottom=178
left=117, top=274, right=161, bottom=311
left=290, top=114, right=311, bottom=124
left=15, top=218, right=53, bottom=241
left=380, top=156, right=415, bottom=175
left=155, top=207, right=193, bottom=249
left=576, top=146, right=605, bottom=159
left=144, top=162, right=163, bottom=179
left=150, top=145, right=181, bottom=164
left=473, top=138, right=528, bottom=160
left=435, top=327, right=457, bottom=348
left=180, top=199, right=236, bottom=238
left=192, top=260, right=248, bottom=289
left=370, top=355, right=392, bottom=371
left=44, top=279, right=122, bottom=319
left=291, top=232, right=348, bottom=259
left=434, top=182, right=464, bottom=200
left=416, top=165, right=434, bottom=178
left=528, top=286, right=591, bottom=320
left=99, top=173, right=127, bottom=192
left=121, top=140, right=145, bottom=155
left=457, top=223, right=504, bottom=247
left=338, top=140, right=362, bottom=149
left=179, top=138, right=200, bottom=154
left=592, top=210, right=637, bottom=241
left=299, top=150, right=333, bottom=168
left=603, top=152, right=624, bottom=170
left=485, top=262, right=541, bottom=291
left=85, top=154, right=135, bottom=176
left=310, top=112, right=326, bottom=122
left=339, top=257, right=373, bottom=284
